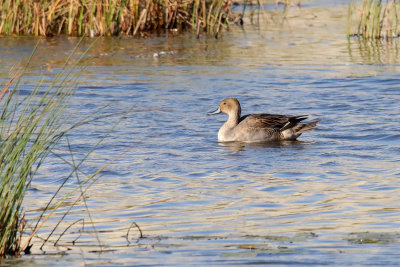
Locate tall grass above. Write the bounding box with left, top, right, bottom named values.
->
left=348, top=0, right=400, bottom=39
left=0, top=38, right=151, bottom=257
left=0, top=0, right=234, bottom=37
left=0, top=45, right=76, bottom=256
left=0, top=39, right=119, bottom=257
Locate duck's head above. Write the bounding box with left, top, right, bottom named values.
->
left=208, top=98, right=241, bottom=116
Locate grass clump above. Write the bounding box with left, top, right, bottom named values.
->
left=0, top=0, right=236, bottom=37
left=348, top=0, right=400, bottom=39
left=0, top=51, right=75, bottom=256
left=0, top=38, right=144, bottom=257
left=0, top=39, right=120, bottom=257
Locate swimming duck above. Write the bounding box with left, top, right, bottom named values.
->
left=208, top=98, right=321, bottom=142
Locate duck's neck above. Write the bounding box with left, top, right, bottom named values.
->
left=218, top=110, right=241, bottom=142
left=225, top=110, right=240, bottom=128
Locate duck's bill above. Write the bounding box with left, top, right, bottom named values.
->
left=208, top=107, right=221, bottom=115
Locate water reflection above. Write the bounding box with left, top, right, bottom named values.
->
left=219, top=140, right=309, bottom=152
left=348, top=37, right=400, bottom=64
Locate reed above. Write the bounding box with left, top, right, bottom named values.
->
left=0, top=46, right=75, bottom=256
left=348, top=0, right=400, bottom=39
left=0, top=0, right=235, bottom=37
left=0, top=38, right=152, bottom=257
left=0, top=39, right=116, bottom=257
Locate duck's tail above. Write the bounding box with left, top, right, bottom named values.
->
left=293, top=119, right=322, bottom=134
left=280, top=119, right=321, bottom=140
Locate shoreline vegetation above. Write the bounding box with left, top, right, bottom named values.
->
left=0, top=40, right=137, bottom=258
left=0, top=0, right=246, bottom=38
left=347, top=0, right=400, bottom=39
left=0, top=42, right=89, bottom=257
left=1, top=0, right=399, bottom=39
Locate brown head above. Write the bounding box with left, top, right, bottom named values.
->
left=208, top=98, right=241, bottom=117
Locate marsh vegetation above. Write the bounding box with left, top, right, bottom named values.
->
left=0, top=0, right=240, bottom=37
left=0, top=40, right=133, bottom=257
left=348, top=0, right=400, bottom=39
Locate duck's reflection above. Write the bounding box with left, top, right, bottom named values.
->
left=218, top=140, right=310, bottom=152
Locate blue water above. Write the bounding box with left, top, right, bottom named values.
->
left=1, top=2, right=400, bottom=266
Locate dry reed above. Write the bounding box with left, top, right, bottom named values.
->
left=348, top=0, right=400, bottom=39
left=0, top=0, right=235, bottom=37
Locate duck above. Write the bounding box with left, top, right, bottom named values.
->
left=208, top=98, right=321, bottom=142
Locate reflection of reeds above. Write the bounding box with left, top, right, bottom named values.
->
left=348, top=36, right=400, bottom=64
left=0, top=0, right=234, bottom=37
left=348, top=0, right=400, bottom=39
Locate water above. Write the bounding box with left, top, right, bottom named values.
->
left=1, top=2, right=400, bottom=266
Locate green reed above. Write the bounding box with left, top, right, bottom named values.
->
left=0, top=42, right=76, bottom=256
left=0, top=38, right=149, bottom=257
left=0, top=0, right=234, bottom=37
left=0, top=39, right=114, bottom=257
left=348, top=0, right=400, bottom=39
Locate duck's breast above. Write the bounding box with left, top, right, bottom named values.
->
left=218, top=123, right=236, bottom=142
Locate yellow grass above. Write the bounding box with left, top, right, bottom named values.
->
left=0, top=0, right=234, bottom=37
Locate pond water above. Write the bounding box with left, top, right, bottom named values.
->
left=1, top=1, right=400, bottom=266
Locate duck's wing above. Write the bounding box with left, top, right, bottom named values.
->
left=239, top=114, right=308, bottom=130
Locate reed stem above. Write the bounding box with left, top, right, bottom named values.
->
left=348, top=0, right=400, bottom=39
left=0, top=0, right=235, bottom=37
